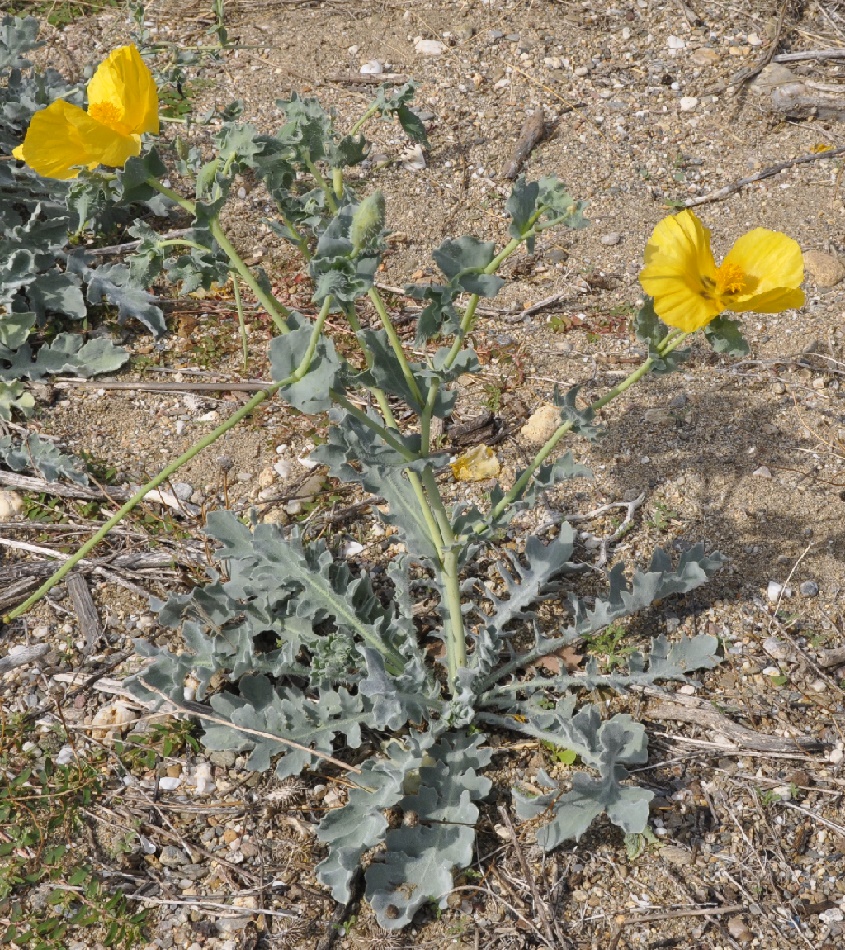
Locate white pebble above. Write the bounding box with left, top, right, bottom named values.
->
left=414, top=38, right=444, bottom=56
left=680, top=96, right=698, bottom=112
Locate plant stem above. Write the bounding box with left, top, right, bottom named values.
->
left=303, top=156, right=338, bottom=212
left=329, top=393, right=418, bottom=460
left=232, top=275, right=248, bottom=370
left=4, top=383, right=283, bottom=622
left=144, top=176, right=291, bottom=334
left=331, top=167, right=344, bottom=201
left=484, top=331, right=690, bottom=528
left=4, top=299, right=337, bottom=623
left=208, top=219, right=290, bottom=334
left=367, top=287, right=424, bottom=408
left=146, top=178, right=196, bottom=215
left=348, top=103, right=379, bottom=138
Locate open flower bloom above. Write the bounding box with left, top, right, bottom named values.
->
left=13, top=44, right=158, bottom=180
left=639, top=209, right=805, bottom=333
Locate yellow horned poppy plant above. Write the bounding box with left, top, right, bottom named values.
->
left=639, top=209, right=805, bottom=333
left=13, top=45, right=158, bottom=180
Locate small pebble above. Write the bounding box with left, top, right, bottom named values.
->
left=600, top=231, right=622, bottom=245
left=414, top=38, right=444, bottom=56
left=766, top=580, right=784, bottom=602
left=159, top=845, right=190, bottom=867
left=762, top=637, right=790, bottom=661
left=799, top=580, right=819, bottom=597
left=679, top=96, right=698, bottom=112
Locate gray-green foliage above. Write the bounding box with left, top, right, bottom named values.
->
left=0, top=432, right=89, bottom=484
left=129, top=516, right=722, bottom=928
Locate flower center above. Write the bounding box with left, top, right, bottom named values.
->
left=88, top=101, right=127, bottom=132
left=714, top=261, right=746, bottom=296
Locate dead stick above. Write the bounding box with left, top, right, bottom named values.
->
left=685, top=145, right=845, bottom=207
left=0, top=469, right=132, bottom=502
left=774, top=49, right=845, bottom=62
left=620, top=902, right=745, bottom=924
left=66, top=574, right=102, bottom=653
left=0, top=643, right=49, bottom=674
left=54, top=379, right=272, bottom=393
left=497, top=805, right=559, bottom=948
left=818, top=647, right=845, bottom=669
left=502, top=105, right=546, bottom=180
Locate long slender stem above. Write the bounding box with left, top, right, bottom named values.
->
left=208, top=219, right=290, bottom=334
left=303, top=156, right=338, bottom=212
left=329, top=393, right=418, bottom=460
left=5, top=299, right=336, bottom=624
left=146, top=178, right=196, bottom=215
left=144, top=176, right=291, bottom=334
left=483, top=331, right=690, bottom=529
left=232, top=275, right=248, bottom=371
left=4, top=383, right=283, bottom=622
left=367, top=287, right=424, bottom=408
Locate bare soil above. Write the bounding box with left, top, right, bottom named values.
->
left=3, top=1, right=845, bottom=949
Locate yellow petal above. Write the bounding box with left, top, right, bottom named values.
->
left=721, top=228, right=804, bottom=313
left=639, top=210, right=721, bottom=332
left=14, top=99, right=141, bottom=179
left=86, top=44, right=159, bottom=137
left=450, top=445, right=501, bottom=483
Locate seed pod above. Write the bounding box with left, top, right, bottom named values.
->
left=350, top=190, right=385, bottom=252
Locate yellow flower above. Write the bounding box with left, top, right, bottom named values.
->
left=12, top=45, right=158, bottom=180
left=639, top=209, right=805, bottom=333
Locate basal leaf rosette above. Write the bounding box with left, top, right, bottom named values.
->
left=13, top=44, right=159, bottom=180
left=639, top=209, right=805, bottom=332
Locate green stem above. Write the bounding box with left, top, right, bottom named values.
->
left=483, top=331, right=690, bottom=529
left=232, top=275, right=248, bottom=371
left=304, top=156, right=338, bottom=212
left=348, top=102, right=379, bottom=138
left=208, top=218, right=290, bottom=334
left=4, top=382, right=282, bottom=623
left=331, top=167, right=344, bottom=201
left=144, top=176, right=290, bottom=334
left=329, top=393, right=418, bottom=460
left=367, top=287, right=424, bottom=408
left=280, top=211, right=310, bottom=260
left=158, top=238, right=206, bottom=252
left=441, top=548, right=466, bottom=686
left=419, top=222, right=542, bottom=451
left=4, top=299, right=338, bottom=624
left=145, top=178, right=196, bottom=215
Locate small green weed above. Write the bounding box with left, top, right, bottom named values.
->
left=647, top=501, right=680, bottom=532
left=584, top=622, right=635, bottom=669
left=625, top=826, right=659, bottom=860
left=7, top=0, right=119, bottom=29
left=0, top=718, right=147, bottom=948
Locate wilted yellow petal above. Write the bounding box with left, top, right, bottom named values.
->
left=86, top=44, right=159, bottom=136
left=450, top=445, right=501, bottom=483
